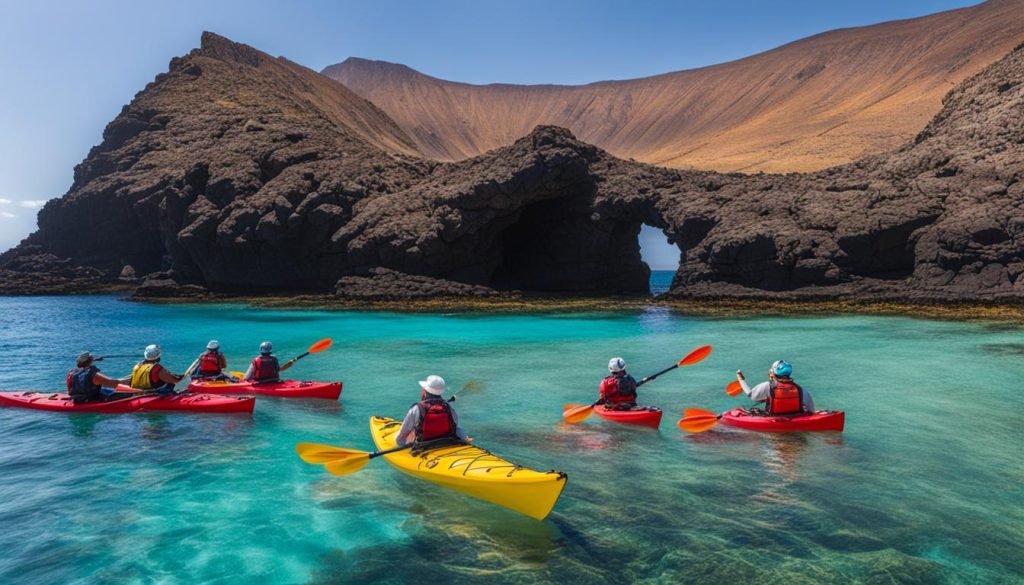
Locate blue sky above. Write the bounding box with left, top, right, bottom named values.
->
left=0, top=0, right=979, bottom=263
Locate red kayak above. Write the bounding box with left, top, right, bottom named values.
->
left=0, top=391, right=255, bottom=414
left=186, top=379, right=342, bottom=400
left=719, top=407, right=844, bottom=432
left=593, top=405, right=663, bottom=428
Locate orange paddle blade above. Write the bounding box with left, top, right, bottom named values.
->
left=308, top=338, right=333, bottom=354
left=678, top=417, right=719, bottom=433
left=726, top=381, right=743, bottom=396
left=683, top=408, right=716, bottom=418
left=563, top=404, right=581, bottom=411
left=562, top=403, right=596, bottom=423
left=678, top=345, right=713, bottom=367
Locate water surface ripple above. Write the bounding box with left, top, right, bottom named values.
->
left=0, top=296, right=1021, bottom=583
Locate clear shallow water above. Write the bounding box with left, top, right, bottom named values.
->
left=0, top=296, right=1021, bottom=584
left=649, top=270, right=674, bottom=295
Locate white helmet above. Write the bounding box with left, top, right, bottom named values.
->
left=144, top=344, right=161, bottom=360
left=418, top=375, right=446, bottom=396
left=608, top=357, right=626, bottom=373
left=206, top=340, right=220, bottom=351
left=260, top=341, right=273, bottom=355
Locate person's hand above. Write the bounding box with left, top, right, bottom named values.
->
left=736, top=370, right=744, bottom=381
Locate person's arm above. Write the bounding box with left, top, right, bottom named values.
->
left=243, top=363, right=255, bottom=381
left=280, top=358, right=295, bottom=373
left=597, top=379, right=610, bottom=404
left=157, top=366, right=183, bottom=385
left=93, top=372, right=123, bottom=388
left=219, top=354, right=227, bottom=368
left=743, top=381, right=771, bottom=403
left=395, top=406, right=420, bottom=447
left=451, top=409, right=468, bottom=441
left=802, top=389, right=815, bottom=412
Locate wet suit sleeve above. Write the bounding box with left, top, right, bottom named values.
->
left=395, top=405, right=421, bottom=447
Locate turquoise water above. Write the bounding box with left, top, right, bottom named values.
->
left=649, top=270, right=674, bottom=295
left=0, top=296, right=1022, bottom=584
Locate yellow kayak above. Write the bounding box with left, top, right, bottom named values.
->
left=369, top=416, right=567, bottom=520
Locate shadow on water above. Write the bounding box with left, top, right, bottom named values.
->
left=978, top=342, right=1024, bottom=356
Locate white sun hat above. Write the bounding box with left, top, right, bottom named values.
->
left=418, top=375, right=446, bottom=395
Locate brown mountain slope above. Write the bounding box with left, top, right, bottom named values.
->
left=324, top=0, right=1024, bottom=173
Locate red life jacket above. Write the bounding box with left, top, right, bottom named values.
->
left=251, top=355, right=280, bottom=382
left=600, top=374, right=638, bottom=405
left=767, top=380, right=803, bottom=415
left=198, top=351, right=222, bottom=376
left=415, top=398, right=456, bottom=442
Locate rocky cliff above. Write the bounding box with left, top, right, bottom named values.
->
left=325, top=0, right=1024, bottom=173
left=2, top=33, right=1023, bottom=304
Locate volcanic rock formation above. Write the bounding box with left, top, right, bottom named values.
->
left=325, top=0, right=1024, bottom=173
left=2, top=32, right=1023, bottom=304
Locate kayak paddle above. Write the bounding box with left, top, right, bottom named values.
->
left=222, top=338, right=333, bottom=382
left=297, top=443, right=410, bottom=475
left=562, top=345, right=713, bottom=424
left=726, top=380, right=743, bottom=396
left=287, top=338, right=333, bottom=367
left=296, top=380, right=479, bottom=473
left=677, top=407, right=721, bottom=433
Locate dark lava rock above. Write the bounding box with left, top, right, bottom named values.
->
left=334, top=268, right=499, bottom=300
left=3, top=33, right=1024, bottom=304
left=133, top=278, right=209, bottom=299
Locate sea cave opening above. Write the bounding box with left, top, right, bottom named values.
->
left=486, top=196, right=652, bottom=295
left=639, top=224, right=682, bottom=295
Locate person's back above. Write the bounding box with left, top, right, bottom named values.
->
left=67, top=364, right=100, bottom=400
left=599, top=357, right=639, bottom=409
left=396, top=375, right=467, bottom=447
left=248, top=354, right=280, bottom=382
left=736, top=360, right=815, bottom=414
left=129, top=345, right=182, bottom=392
left=195, top=340, right=227, bottom=379
left=414, top=396, right=458, bottom=442
left=244, top=341, right=294, bottom=382
left=130, top=360, right=163, bottom=390
left=67, top=352, right=130, bottom=403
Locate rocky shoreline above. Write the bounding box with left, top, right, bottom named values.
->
left=120, top=288, right=1024, bottom=323
left=2, top=33, right=1023, bottom=306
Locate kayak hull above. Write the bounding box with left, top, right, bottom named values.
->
left=187, top=379, right=342, bottom=400
left=369, top=416, right=566, bottom=520
left=593, top=405, right=663, bottom=428
left=719, top=407, right=844, bottom=432
left=0, top=391, right=255, bottom=415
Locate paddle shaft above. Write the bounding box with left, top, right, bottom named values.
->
left=638, top=364, right=679, bottom=386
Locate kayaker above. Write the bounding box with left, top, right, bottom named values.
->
left=66, top=352, right=132, bottom=403
left=242, top=341, right=295, bottom=383
left=395, top=375, right=468, bottom=447
left=129, top=344, right=184, bottom=393
left=598, top=357, right=640, bottom=410
left=735, top=360, right=815, bottom=414
left=193, top=340, right=230, bottom=381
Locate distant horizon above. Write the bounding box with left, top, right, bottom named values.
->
left=0, top=0, right=982, bottom=253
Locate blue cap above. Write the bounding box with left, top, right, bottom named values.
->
left=771, top=360, right=793, bottom=377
